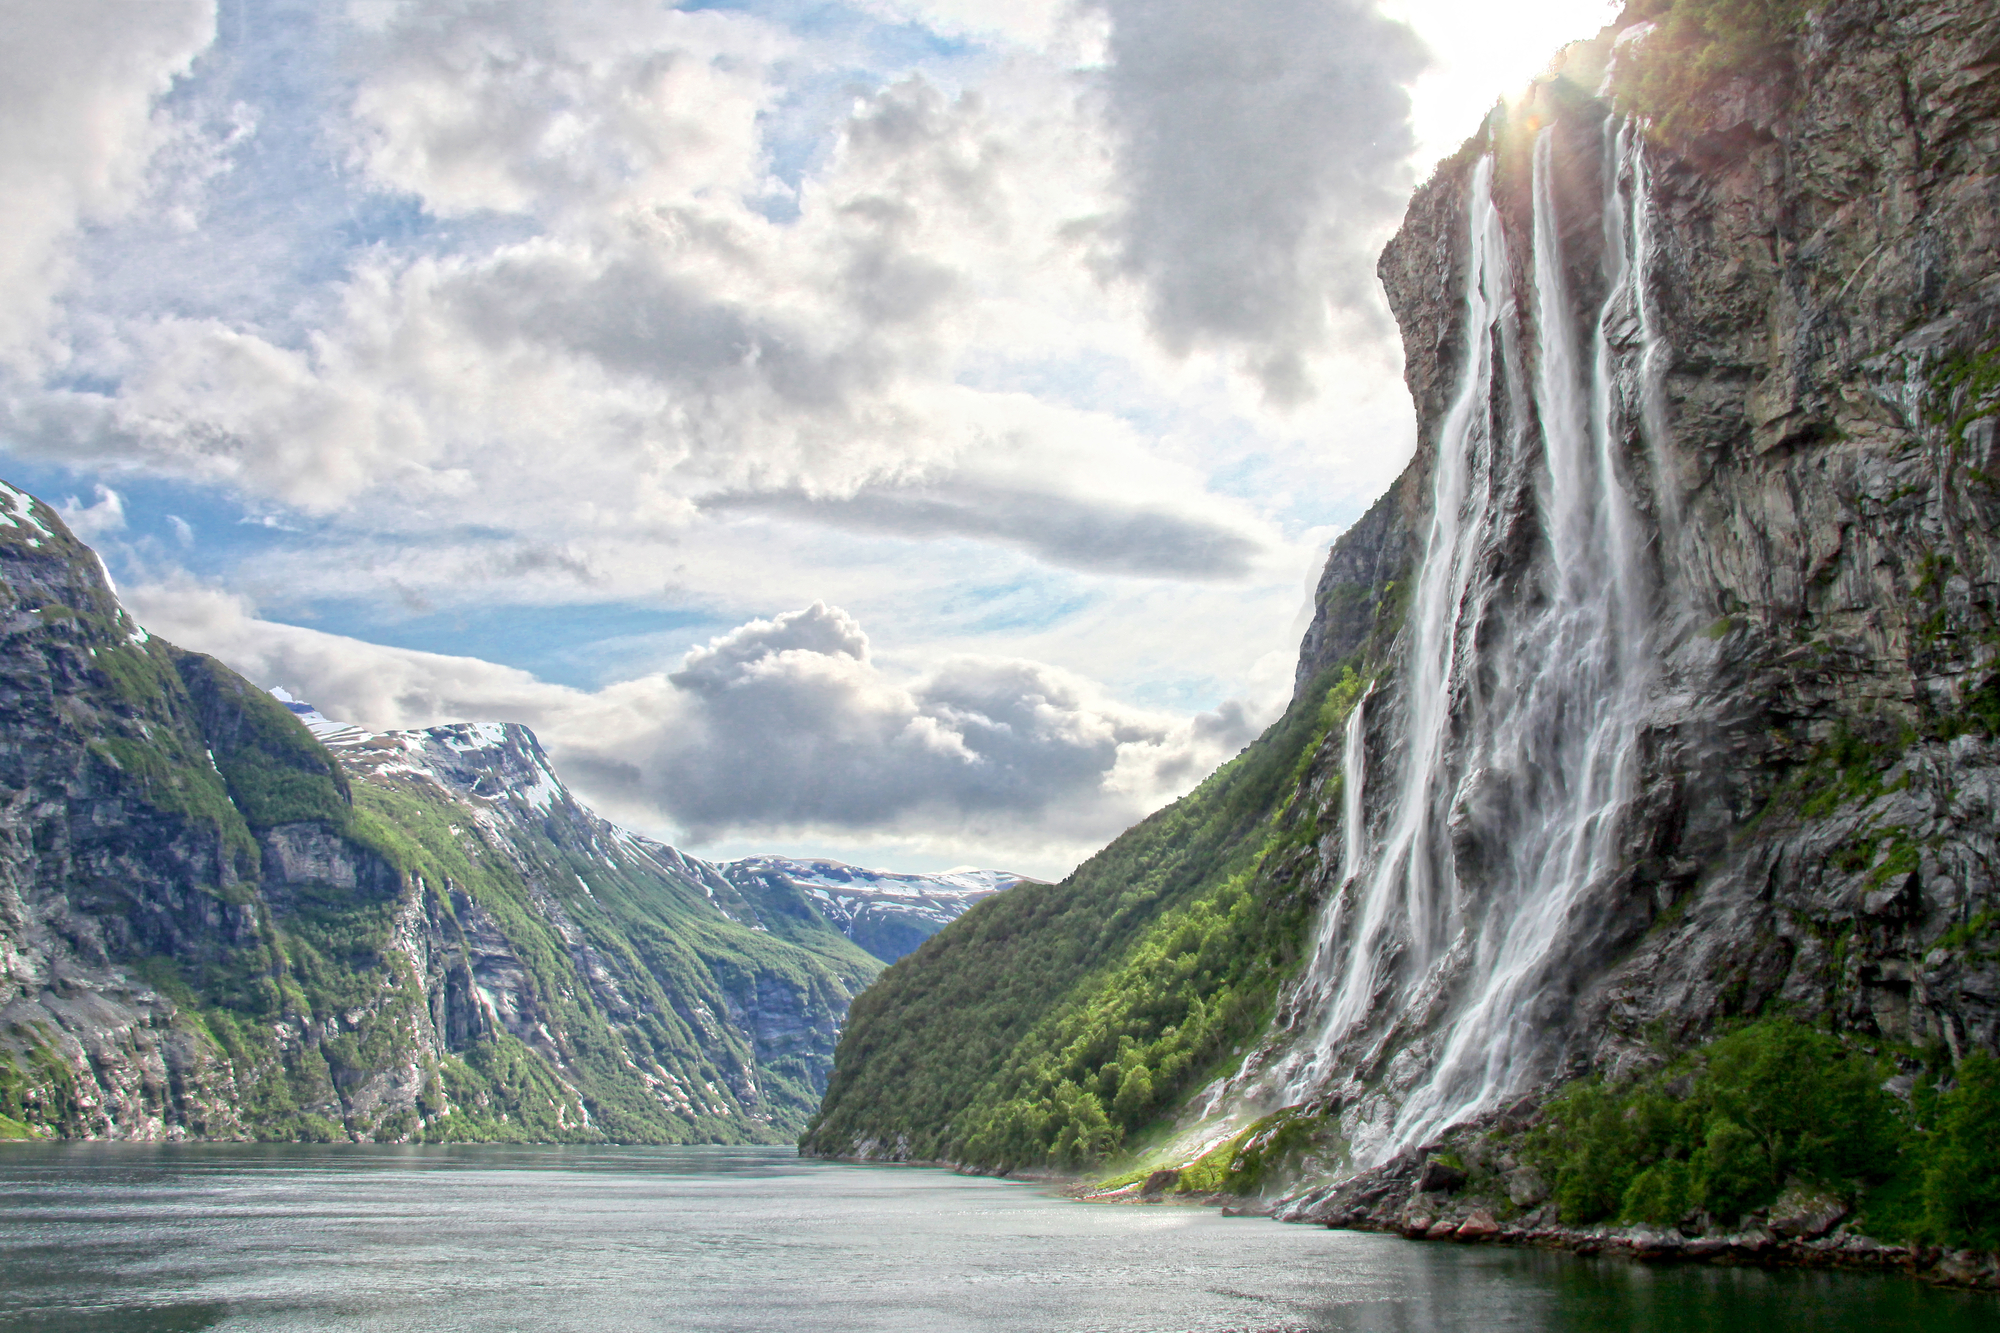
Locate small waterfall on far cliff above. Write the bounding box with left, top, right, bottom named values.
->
left=1337, top=692, right=1369, bottom=887
left=1275, top=121, right=1669, bottom=1162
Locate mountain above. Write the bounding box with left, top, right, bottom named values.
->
left=717, top=857, right=1023, bottom=964
left=804, top=0, right=2000, bottom=1261
left=0, top=500, right=1005, bottom=1142
left=278, top=691, right=1021, bottom=966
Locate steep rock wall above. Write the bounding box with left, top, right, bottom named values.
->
left=804, top=0, right=2000, bottom=1227
left=1232, top=0, right=2000, bottom=1157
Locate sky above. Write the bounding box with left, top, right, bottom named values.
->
left=0, top=0, right=1616, bottom=879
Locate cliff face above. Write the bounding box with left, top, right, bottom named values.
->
left=1563, top=0, right=2000, bottom=1072
left=1356, top=0, right=2000, bottom=1094
left=0, top=490, right=886, bottom=1142
left=807, top=0, right=2000, bottom=1236
left=1222, top=0, right=2000, bottom=1161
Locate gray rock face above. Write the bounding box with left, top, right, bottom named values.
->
left=1557, top=0, right=2000, bottom=1074
left=1264, top=0, right=2000, bottom=1155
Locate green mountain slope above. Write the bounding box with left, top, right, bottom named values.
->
left=0, top=480, right=879, bottom=1143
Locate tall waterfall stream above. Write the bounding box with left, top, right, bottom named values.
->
left=1249, top=122, right=1674, bottom=1167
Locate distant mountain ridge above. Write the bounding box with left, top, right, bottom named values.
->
left=273, top=691, right=1024, bottom=964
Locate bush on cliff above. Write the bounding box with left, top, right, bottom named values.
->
left=1528, top=1018, right=2000, bottom=1250
left=1613, top=0, right=1811, bottom=141
left=1528, top=1018, right=1893, bottom=1225
left=1921, top=1054, right=2000, bottom=1250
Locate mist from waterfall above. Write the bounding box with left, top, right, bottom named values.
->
left=1279, top=120, right=1669, bottom=1161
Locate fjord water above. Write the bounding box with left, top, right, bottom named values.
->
left=0, top=1146, right=1986, bottom=1333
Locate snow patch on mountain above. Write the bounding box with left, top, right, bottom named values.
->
left=272, top=690, right=1023, bottom=958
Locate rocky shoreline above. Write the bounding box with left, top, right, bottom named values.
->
left=825, top=1146, right=2000, bottom=1292
left=1073, top=1153, right=2000, bottom=1294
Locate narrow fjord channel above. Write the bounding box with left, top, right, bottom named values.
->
left=1, top=1145, right=1986, bottom=1332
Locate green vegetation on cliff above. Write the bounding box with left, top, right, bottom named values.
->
left=1613, top=0, right=1811, bottom=141
left=1525, top=1017, right=2000, bottom=1250
left=175, top=652, right=353, bottom=829
left=802, top=666, right=1364, bottom=1168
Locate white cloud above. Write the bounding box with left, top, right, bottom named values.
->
left=11, top=10, right=1279, bottom=585
left=0, top=0, right=216, bottom=361
left=128, top=580, right=1255, bottom=876
left=1094, top=0, right=1426, bottom=403
left=57, top=483, right=125, bottom=540
left=348, top=0, right=787, bottom=221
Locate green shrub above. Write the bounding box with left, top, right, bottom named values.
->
left=1529, top=1019, right=2000, bottom=1248
left=1921, top=1055, right=2000, bottom=1249
left=1695, top=1118, right=1769, bottom=1222
left=1622, top=1159, right=1695, bottom=1225
left=1700, top=1017, right=1898, bottom=1190
left=1529, top=1017, right=1897, bottom=1229
left=1613, top=0, right=1811, bottom=141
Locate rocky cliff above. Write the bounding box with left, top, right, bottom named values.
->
left=0, top=491, right=900, bottom=1142
left=806, top=0, right=2000, bottom=1265
left=1211, top=0, right=2000, bottom=1160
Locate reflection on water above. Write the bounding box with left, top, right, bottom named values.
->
left=0, top=1144, right=1988, bottom=1332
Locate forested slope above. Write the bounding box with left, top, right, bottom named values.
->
left=802, top=491, right=1411, bottom=1166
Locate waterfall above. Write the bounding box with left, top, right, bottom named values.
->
left=1280, top=154, right=1515, bottom=1099
left=1336, top=691, right=1369, bottom=887
left=1278, top=121, right=1667, bottom=1160
left=1629, top=134, right=1675, bottom=530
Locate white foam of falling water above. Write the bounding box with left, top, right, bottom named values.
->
left=1383, top=124, right=1656, bottom=1148
left=1280, top=154, right=1515, bottom=1101
left=1269, top=120, right=1667, bottom=1161
left=1629, top=133, right=1676, bottom=530
left=1337, top=690, right=1369, bottom=888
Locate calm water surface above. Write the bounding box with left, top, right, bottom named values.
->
left=0, top=1144, right=1989, bottom=1332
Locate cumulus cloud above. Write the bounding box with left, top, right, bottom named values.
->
left=0, top=0, right=215, bottom=361
left=348, top=0, right=783, bottom=221
left=57, top=484, right=126, bottom=541
left=128, top=582, right=1256, bottom=873
left=1096, top=0, right=1426, bottom=402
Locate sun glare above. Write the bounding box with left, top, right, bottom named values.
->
left=1386, top=0, right=1620, bottom=169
